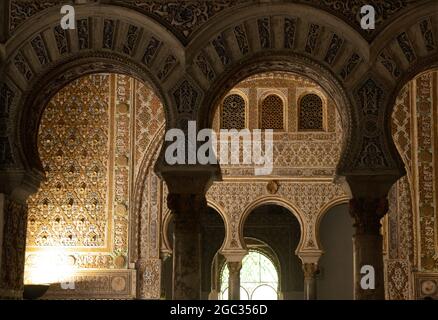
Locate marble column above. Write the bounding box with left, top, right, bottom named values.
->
left=0, top=193, right=29, bottom=299
left=227, top=261, right=242, bottom=300
left=208, top=253, right=220, bottom=300
left=349, top=197, right=388, bottom=300
left=302, top=262, right=319, bottom=300
left=167, top=193, right=206, bottom=300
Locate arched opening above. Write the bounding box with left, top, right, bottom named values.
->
left=298, top=93, right=324, bottom=131
left=240, top=204, right=303, bottom=300
left=219, top=247, right=279, bottom=300
left=200, top=57, right=353, bottom=175
left=317, top=203, right=353, bottom=300
left=163, top=206, right=226, bottom=300
left=260, top=94, right=284, bottom=130
left=23, top=72, right=167, bottom=299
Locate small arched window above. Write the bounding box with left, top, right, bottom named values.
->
left=221, top=94, right=246, bottom=129
left=260, top=94, right=284, bottom=129
left=298, top=93, right=324, bottom=131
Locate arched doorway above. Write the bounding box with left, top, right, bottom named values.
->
left=318, top=203, right=353, bottom=300
left=23, top=72, right=167, bottom=299
left=239, top=204, right=303, bottom=300
left=219, top=243, right=280, bottom=300
left=163, top=206, right=226, bottom=300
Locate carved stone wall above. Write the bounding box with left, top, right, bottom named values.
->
left=9, top=1, right=425, bottom=42
left=388, top=70, right=438, bottom=300
left=212, top=72, right=341, bottom=177
left=4, top=0, right=437, bottom=300
left=24, top=73, right=166, bottom=299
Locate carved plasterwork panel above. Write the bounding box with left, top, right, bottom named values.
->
left=206, top=181, right=348, bottom=251
left=386, top=259, right=411, bottom=300
left=24, top=73, right=166, bottom=299
left=414, top=273, right=438, bottom=299
left=112, top=0, right=247, bottom=42
left=9, top=0, right=64, bottom=32
left=212, top=72, right=342, bottom=178
left=298, top=0, right=420, bottom=41
left=42, top=270, right=136, bottom=299
left=27, top=74, right=112, bottom=249
left=414, top=72, right=438, bottom=271
left=9, top=0, right=418, bottom=41
left=133, top=81, right=165, bottom=179
left=389, top=70, right=438, bottom=299
left=0, top=196, right=28, bottom=298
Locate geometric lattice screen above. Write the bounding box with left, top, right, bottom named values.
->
left=221, top=94, right=246, bottom=129
left=298, top=93, right=323, bottom=131
left=260, top=94, right=284, bottom=129
left=27, top=75, right=111, bottom=248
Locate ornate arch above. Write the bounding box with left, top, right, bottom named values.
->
left=159, top=199, right=228, bottom=255
left=1, top=4, right=184, bottom=174
left=238, top=196, right=306, bottom=253
left=314, top=197, right=350, bottom=251
left=196, top=54, right=357, bottom=176
left=368, top=2, right=438, bottom=169
left=130, top=125, right=165, bottom=263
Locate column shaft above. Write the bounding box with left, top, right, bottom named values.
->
left=302, top=262, right=318, bottom=300
left=168, top=193, right=205, bottom=300
left=349, top=197, right=387, bottom=300
left=227, top=261, right=242, bottom=300
left=0, top=194, right=28, bottom=299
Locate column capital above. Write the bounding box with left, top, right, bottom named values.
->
left=302, top=262, right=319, bottom=279
left=221, top=250, right=247, bottom=263
left=349, top=197, right=388, bottom=235
left=167, top=193, right=207, bottom=215
left=345, top=175, right=399, bottom=199
left=155, top=164, right=220, bottom=195
left=227, top=261, right=242, bottom=273
left=297, top=250, right=322, bottom=265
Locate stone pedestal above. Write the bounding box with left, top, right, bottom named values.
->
left=349, top=197, right=388, bottom=300
left=302, top=262, right=318, bottom=300
left=167, top=193, right=206, bottom=300
left=227, top=261, right=242, bottom=300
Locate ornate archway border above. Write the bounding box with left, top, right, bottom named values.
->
left=238, top=196, right=306, bottom=254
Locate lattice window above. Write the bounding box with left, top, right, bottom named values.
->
left=299, top=93, right=324, bottom=130
left=219, top=250, right=279, bottom=300
left=260, top=94, right=284, bottom=129
left=221, top=94, right=246, bottom=129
